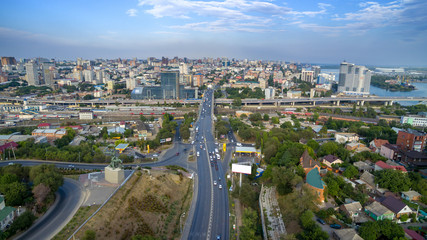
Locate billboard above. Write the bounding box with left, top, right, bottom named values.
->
left=166, top=138, right=172, bottom=142
left=160, top=139, right=166, bottom=143
left=232, top=164, right=252, bottom=175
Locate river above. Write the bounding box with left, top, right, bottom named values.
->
left=322, top=69, right=427, bottom=106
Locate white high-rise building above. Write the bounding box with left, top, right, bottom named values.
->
left=338, top=62, right=371, bottom=95
left=25, top=62, right=39, bottom=85
left=265, top=87, right=275, bottom=99
left=126, top=78, right=138, bottom=90
left=83, top=70, right=94, bottom=83
left=179, top=63, right=189, bottom=75
left=301, top=69, right=315, bottom=83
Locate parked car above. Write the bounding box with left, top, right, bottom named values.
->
left=317, top=218, right=326, bottom=225
left=330, top=224, right=341, bottom=229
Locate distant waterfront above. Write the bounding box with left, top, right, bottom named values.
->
left=321, top=68, right=426, bottom=106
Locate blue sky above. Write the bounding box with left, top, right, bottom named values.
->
left=1, top=0, right=426, bottom=66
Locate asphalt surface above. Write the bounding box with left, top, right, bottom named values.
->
left=188, top=89, right=229, bottom=240
left=15, top=178, right=83, bottom=240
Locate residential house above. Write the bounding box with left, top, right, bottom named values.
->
left=353, top=161, right=373, bottom=172
left=332, top=229, right=363, bottom=240
left=340, top=201, right=368, bottom=224
left=400, top=150, right=427, bottom=168
left=31, top=129, right=67, bottom=140
left=375, top=161, right=407, bottom=172
left=322, top=155, right=343, bottom=168
left=300, top=150, right=324, bottom=202
left=0, top=196, right=15, bottom=231
left=404, top=229, right=425, bottom=240
left=335, top=132, right=359, bottom=144
left=356, top=171, right=376, bottom=191
left=378, top=195, right=413, bottom=218
left=380, top=143, right=400, bottom=161
left=370, top=139, right=389, bottom=153
left=401, top=191, right=422, bottom=201
left=300, top=150, right=321, bottom=175
left=345, top=142, right=370, bottom=152
left=364, top=201, right=395, bottom=221
left=306, top=167, right=325, bottom=202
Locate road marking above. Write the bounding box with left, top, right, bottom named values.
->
left=204, top=136, right=215, bottom=240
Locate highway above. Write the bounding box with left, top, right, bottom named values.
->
left=15, top=178, right=83, bottom=240
left=188, top=89, right=229, bottom=240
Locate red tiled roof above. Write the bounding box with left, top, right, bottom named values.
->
left=376, top=161, right=407, bottom=172
left=404, top=229, right=424, bottom=240
left=373, top=139, right=389, bottom=148
left=37, top=123, right=51, bottom=127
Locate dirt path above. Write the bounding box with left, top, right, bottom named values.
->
left=234, top=199, right=242, bottom=239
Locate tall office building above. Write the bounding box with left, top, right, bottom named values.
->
left=311, top=66, right=321, bottom=79
left=161, top=71, right=180, bottom=99
left=42, top=63, right=54, bottom=86
left=83, top=69, right=94, bottom=83
left=338, top=62, right=371, bottom=95
left=25, top=62, right=40, bottom=85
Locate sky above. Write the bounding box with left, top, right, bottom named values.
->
left=1, top=0, right=427, bottom=66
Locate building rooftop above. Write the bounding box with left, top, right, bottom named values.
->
left=333, top=229, right=363, bottom=240
left=378, top=196, right=407, bottom=214
left=0, top=206, right=15, bottom=222
left=376, top=161, right=407, bottom=172
left=323, top=154, right=340, bottom=163
left=300, top=150, right=320, bottom=169
left=365, top=201, right=393, bottom=217
left=235, top=146, right=260, bottom=153
left=401, top=190, right=421, bottom=199
left=306, top=167, right=324, bottom=190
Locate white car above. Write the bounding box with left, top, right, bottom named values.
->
left=197, top=151, right=200, bottom=157
left=236, top=143, right=242, bottom=147
left=219, top=184, right=222, bottom=189
left=213, top=180, right=217, bottom=186
left=153, top=154, right=159, bottom=157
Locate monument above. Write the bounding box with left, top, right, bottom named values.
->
left=105, top=156, right=125, bottom=184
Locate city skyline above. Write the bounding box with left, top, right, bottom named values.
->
left=1, top=0, right=427, bottom=66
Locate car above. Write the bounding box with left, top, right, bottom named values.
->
left=191, top=141, right=194, bottom=144
left=197, top=152, right=200, bottom=157
left=216, top=235, right=221, bottom=240
left=218, top=184, right=222, bottom=189
left=330, top=224, right=341, bottom=229
left=213, top=180, right=217, bottom=185
left=68, top=164, right=75, bottom=168
left=176, top=152, right=180, bottom=156
left=153, top=154, right=159, bottom=157
left=317, top=218, right=326, bottom=225
left=218, top=177, right=221, bottom=182
left=236, top=143, right=242, bottom=147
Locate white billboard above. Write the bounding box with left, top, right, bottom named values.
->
left=232, top=164, right=252, bottom=175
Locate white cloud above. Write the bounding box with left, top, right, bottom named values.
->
left=126, top=8, right=138, bottom=17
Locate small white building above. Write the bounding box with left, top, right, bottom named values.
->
left=335, top=132, right=359, bottom=144
left=79, top=110, right=94, bottom=120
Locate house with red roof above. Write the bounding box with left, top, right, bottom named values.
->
left=374, top=161, right=407, bottom=172
left=369, top=139, right=390, bottom=153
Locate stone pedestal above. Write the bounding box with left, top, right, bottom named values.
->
left=104, top=166, right=125, bottom=184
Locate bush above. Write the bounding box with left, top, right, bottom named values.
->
left=6, top=212, right=37, bottom=237
left=82, top=229, right=96, bottom=240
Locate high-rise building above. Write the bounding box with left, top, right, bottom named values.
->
left=42, top=63, right=54, bottom=86
left=264, top=87, right=275, bottom=99
left=83, top=70, right=94, bottom=83
left=179, top=63, right=189, bottom=75
left=338, top=62, right=371, bottom=95
left=311, top=66, right=321, bottom=79
left=301, top=70, right=315, bottom=83
left=126, top=78, right=138, bottom=90
left=161, top=71, right=180, bottom=99
left=1, top=57, right=17, bottom=66
left=193, top=73, right=204, bottom=87
left=25, top=62, right=40, bottom=85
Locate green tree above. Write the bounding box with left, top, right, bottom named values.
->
left=3, top=182, right=28, bottom=206
left=239, top=208, right=260, bottom=240
left=124, top=129, right=133, bottom=138
left=140, top=115, right=147, bottom=122
left=374, top=169, right=412, bottom=193
left=263, top=114, right=270, bottom=121
left=359, top=220, right=404, bottom=240
left=29, top=164, right=64, bottom=193
left=343, top=165, right=359, bottom=179
left=306, top=140, right=319, bottom=151
left=233, top=97, right=242, bottom=107
left=271, top=117, right=279, bottom=124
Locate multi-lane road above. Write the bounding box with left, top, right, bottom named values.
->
left=1, top=89, right=231, bottom=240
left=188, top=89, right=229, bottom=240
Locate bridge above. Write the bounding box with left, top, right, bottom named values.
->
left=0, top=95, right=426, bottom=107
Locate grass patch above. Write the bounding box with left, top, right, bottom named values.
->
left=52, top=205, right=99, bottom=240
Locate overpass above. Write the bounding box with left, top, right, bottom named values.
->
left=0, top=95, right=426, bottom=107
